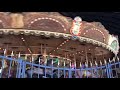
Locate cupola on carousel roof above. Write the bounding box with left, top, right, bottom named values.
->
left=0, top=12, right=119, bottom=67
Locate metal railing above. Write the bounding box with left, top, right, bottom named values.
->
left=0, top=55, right=120, bottom=78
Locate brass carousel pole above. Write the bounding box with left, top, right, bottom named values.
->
left=90, top=54, right=94, bottom=78
left=74, top=54, right=77, bottom=78
left=43, top=44, right=47, bottom=65
left=4, top=44, right=9, bottom=68
left=79, top=56, right=82, bottom=78
left=25, top=54, right=27, bottom=61
left=63, top=51, right=66, bottom=78
left=41, top=44, right=43, bottom=55
left=90, top=61, right=93, bottom=78
left=85, top=46, right=88, bottom=66
left=92, top=48, right=97, bottom=78
left=44, top=44, right=47, bottom=78
left=99, top=60, right=104, bottom=78
left=11, top=51, right=14, bottom=66
left=84, top=46, right=88, bottom=78
left=37, top=43, right=42, bottom=64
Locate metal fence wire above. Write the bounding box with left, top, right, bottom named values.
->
left=0, top=55, right=120, bottom=78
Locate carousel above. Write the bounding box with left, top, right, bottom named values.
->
left=0, top=12, right=119, bottom=78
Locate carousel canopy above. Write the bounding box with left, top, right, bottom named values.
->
left=0, top=12, right=119, bottom=65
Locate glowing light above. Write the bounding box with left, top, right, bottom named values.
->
left=66, top=39, right=69, bottom=41
left=64, top=41, right=66, bottom=43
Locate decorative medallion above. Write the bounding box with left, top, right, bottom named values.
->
left=110, top=40, right=118, bottom=51
left=108, top=35, right=119, bottom=55
left=70, top=16, right=83, bottom=36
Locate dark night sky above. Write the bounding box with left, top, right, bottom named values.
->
left=59, top=12, right=120, bottom=42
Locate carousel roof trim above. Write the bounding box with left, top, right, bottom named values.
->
left=0, top=28, right=117, bottom=55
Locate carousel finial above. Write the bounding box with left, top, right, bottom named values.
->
left=52, top=59, right=53, bottom=65
left=58, top=60, right=60, bottom=66
left=95, top=61, right=98, bottom=66
left=45, top=59, right=47, bottom=65
left=64, top=61, right=66, bottom=67
left=11, top=51, right=14, bottom=56
left=70, top=61, right=71, bottom=67
left=104, top=59, right=107, bottom=64
left=85, top=62, right=88, bottom=67
left=109, top=58, right=111, bottom=63
left=90, top=61, right=92, bottom=67
left=25, top=54, right=27, bottom=60
left=4, top=49, right=6, bottom=56
left=18, top=52, right=21, bottom=58
left=100, top=60, right=102, bottom=66
left=74, top=61, right=76, bottom=68
left=113, top=57, right=115, bottom=62
left=117, top=56, right=119, bottom=61
left=32, top=55, right=34, bottom=62
left=39, top=57, right=41, bottom=64
left=80, top=62, right=82, bottom=67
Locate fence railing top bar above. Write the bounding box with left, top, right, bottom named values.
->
left=0, top=55, right=23, bottom=62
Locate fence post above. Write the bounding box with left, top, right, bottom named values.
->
left=17, top=59, right=22, bottom=78
left=107, top=62, right=112, bottom=78
left=106, top=63, right=110, bottom=78
left=0, top=56, right=6, bottom=78
left=8, top=60, right=12, bottom=78
left=69, top=62, right=72, bottom=78
left=21, top=61, right=26, bottom=78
